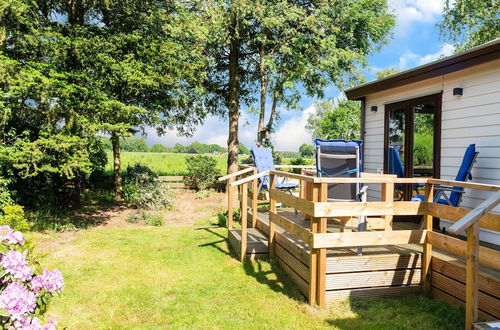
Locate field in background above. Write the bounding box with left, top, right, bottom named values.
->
left=105, top=152, right=313, bottom=176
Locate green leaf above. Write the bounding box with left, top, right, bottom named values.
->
left=0, top=309, right=10, bottom=317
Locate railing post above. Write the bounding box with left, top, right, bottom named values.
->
left=240, top=182, right=248, bottom=262
left=422, top=183, right=434, bottom=293
left=252, top=167, right=258, bottom=228
left=316, top=183, right=328, bottom=307
left=269, top=173, right=277, bottom=257
left=381, top=180, right=394, bottom=231
left=465, top=222, right=479, bottom=329
left=227, top=177, right=234, bottom=229
left=308, top=183, right=320, bottom=306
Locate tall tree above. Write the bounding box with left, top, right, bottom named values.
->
left=376, top=67, right=400, bottom=80
left=306, top=100, right=361, bottom=140
left=440, top=0, right=500, bottom=51
left=252, top=0, right=395, bottom=145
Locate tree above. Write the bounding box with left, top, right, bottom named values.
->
left=306, top=100, right=361, bottom=140
left=252, top=0, right=395, bottom=145
left=171, top=143, right=188, bottom=153
left=299, top=144, right=315, bottom=158
left=150, top=144, right=169, bottom=153
left=440, top=0, right=500, bottom=51
left=376, top=67, right=400, bottom=80
left=121, top=138, right=149, bottom=152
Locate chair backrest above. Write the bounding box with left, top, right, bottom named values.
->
left=314, top=139, right=362, bottom=201
left=250, top=147, right=275, bottom=185
left=449, top=144, right=478, bottom=206
left=388, top=147, right=404, bottom=178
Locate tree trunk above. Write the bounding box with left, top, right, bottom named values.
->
left=263, top=88, right=280, bottom=144
left=227, top=2, right=241, bottom=174
left=257, top=39, right=267, bottom=145
left=111, top=133, right=123, bottom=200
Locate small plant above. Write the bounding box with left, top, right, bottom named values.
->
left=142, top=211, right=164, bottom=226
left=195, top=190, right=212, bottom=199
left=185, top=155, right=221, bottom=191
left=0, top=205, right=30, bottom=232
left=0, top=226, right=63, bottom=328
left=126, top=214, right=141, bottom=224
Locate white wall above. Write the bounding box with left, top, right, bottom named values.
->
left=362, top=58, right=500, bottom=243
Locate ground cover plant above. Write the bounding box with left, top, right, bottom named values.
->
left=30, top=190, right=464, bottom=329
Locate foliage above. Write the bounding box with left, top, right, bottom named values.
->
left=195, top=190, right=212, bottom=199
left=299, top=144, right=315, bottom=158
left=171, top=143, right=188, bottom=154
left=440, top=0, right=500, bottom=51
left=149, top=144, right=169, bottom=153
left=0, top=226, right=63, bottom=328
left=126, top=214, right=141, bottom=224
left=306, top=100, right=361, bottom=140
left=122, top=164, right=157, bottom=185
left=121, top=138, right=149, bottom=153
left=0, top=205, right=29, bottom=232
left=124, top=181, right=174, bottom=211
left=238, top=143, right=250, bottom=155
left=185, top=156, right=221, bottom=191
left=414, top=134, right=434, bottom=167
left=141, top=211, right=164, bottom=227
left=376, top=67, right=400, bottom=79
left=289, top=158, right=308, bottom=174
left=0, top=177, right=13, bottom=208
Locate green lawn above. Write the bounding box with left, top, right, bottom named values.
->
left=31, top=193, right=464, bottom=329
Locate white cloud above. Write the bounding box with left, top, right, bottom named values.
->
left=273, top=106, right=315, bottom=151
left=389, top=0, right=445, bottom=34
left=397, top=43, right=455, bottom=70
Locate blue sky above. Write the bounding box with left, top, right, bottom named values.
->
left=145, top=0, right=454, bottom=151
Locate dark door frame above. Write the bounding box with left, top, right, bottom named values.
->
left=383, top=92, right=442, bottom=198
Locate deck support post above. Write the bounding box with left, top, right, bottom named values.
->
left=252, top=167, right=258, bottom=228
left=465, top=222, right=479, bottom=329
left=240, top=182, right=248, bottom=262
left=308, top=183, right=320, bottom=306
left=422, top=183, right=434, bottom=293
left=269, top=174, right=277, bottom=257
left=227, top=177, right=234, bottom=229
left=381, top=181, right=394, bottom=231
left=316, top=183, right=328, bottom=307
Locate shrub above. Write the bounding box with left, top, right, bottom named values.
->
left=0, top=226, right=63, bottom=328
left=414, top=134, right=433, bottom=167
left=0, top=205, right=30, bottom=232
left=124, top=181, right=174, bottom=210
left=0, top=177, right=14, bottom=208
left=289, top=157, right=309, bottom=174
left=122, top=164, right=157, bottom=185
left=142, top=211, right=164, bottom=226
left=126, top=214, right=141, bottom=223
left=185, top=155, right=221, bottom=191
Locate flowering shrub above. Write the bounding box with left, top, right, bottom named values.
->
left=0, top=226, right=63, bottom=329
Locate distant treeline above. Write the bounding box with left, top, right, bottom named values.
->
left=98, top=137, right=250, bottom=155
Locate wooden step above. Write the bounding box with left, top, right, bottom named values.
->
left=228, top=228, right=269, bottom=260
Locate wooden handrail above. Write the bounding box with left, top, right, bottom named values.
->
left=230, top=170, right=269, bottom=187
left=448, top=190, right=500, bottom=234
left=428, top=179, right=500, bottom=192
left=274, top=165, right=316, bottom=169
left=218, top=167, right=254, bottom=181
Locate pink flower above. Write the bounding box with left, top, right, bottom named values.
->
left=1, top=250, right=33, bottom=282
left=0, top=282, right=36, bottom=321
left=0, top=226, right=24, bottom=246
left=31, top=268, right=64, bottom=295
left=13, top=316, right=57, bottom=330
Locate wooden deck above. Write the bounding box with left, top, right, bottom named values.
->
left=227, top=207, right=499, bottom=318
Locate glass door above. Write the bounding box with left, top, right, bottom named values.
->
left=384, top=93, right=441, bottom=200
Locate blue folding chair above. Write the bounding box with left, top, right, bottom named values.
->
left=413, top=144, right=478, bottom=206
left=251, top=147, right=298, bottom=193
left=388, top=147, right=405, bottom=200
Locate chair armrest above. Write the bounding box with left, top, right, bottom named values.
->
left=434, top=185, right=465, bottom=194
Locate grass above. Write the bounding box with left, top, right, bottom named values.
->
left=31, top=196, right=464, bottom=329
left=105, top=152, right=314, bottom=176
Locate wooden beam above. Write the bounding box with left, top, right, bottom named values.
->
left=427, top=202, right=500, bottom=232
left=313, top=201, right=427, bottom=218
left=308, top=183, right=320, bottom=306
left=448, top=191, right=500, bottom=234
left=251, top=168, right=258, bottom=228
left=317, top=183, right=328, bottom=308
left=422, top=183, right=434, bottom=293
left=428, top=179, right=500, bottom=192
left=231, top=170, right=269, bottom=187
left=269, top=211, right=312, bottom=243
left=218, top=167, right=254, bottom=181
left=426, top=231, right=499, bottom=269
left=270, top=189, right=315, bottom=215
left=465, top=223, right=480, bottom=329
left=227, top=177, right=234, bottom=229
left=274, top=165, right=316, bottom=169
left=381, top=181, right=394, bottom=231
left=269, top=174, right=277, bottom=257
left=311, top=230, right=427, bottom=249
left=240, top=183, right=248, bottom=262
left=270, top=170, right=316, bottom=182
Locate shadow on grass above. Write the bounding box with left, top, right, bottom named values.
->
left=325, top=294, right=464, bottom=330
left=242, top=257, right=306, bottom=303
left=196, top=226, right=231, bottom=256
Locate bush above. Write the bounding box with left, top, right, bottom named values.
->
left=185, top=155, right=221, bottom=191
left=0, top=205, right=30, bottom=232
left=414, top=134, right=433, bottom=167
left=124, top=181, right=174, bottom=210
left=142, top=211, right=164, bottom=226
left=289, top=157, right=308, bottom=174
left=0, top=226, right=63, bottom=328
left=123, top=164, right=157, bottom=185
left=126, top=214, right=141, bottom=223
left=0, top=177, right=14, bottom=208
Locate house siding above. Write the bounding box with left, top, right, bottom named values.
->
left=362, top=58, right=500, bottom=242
